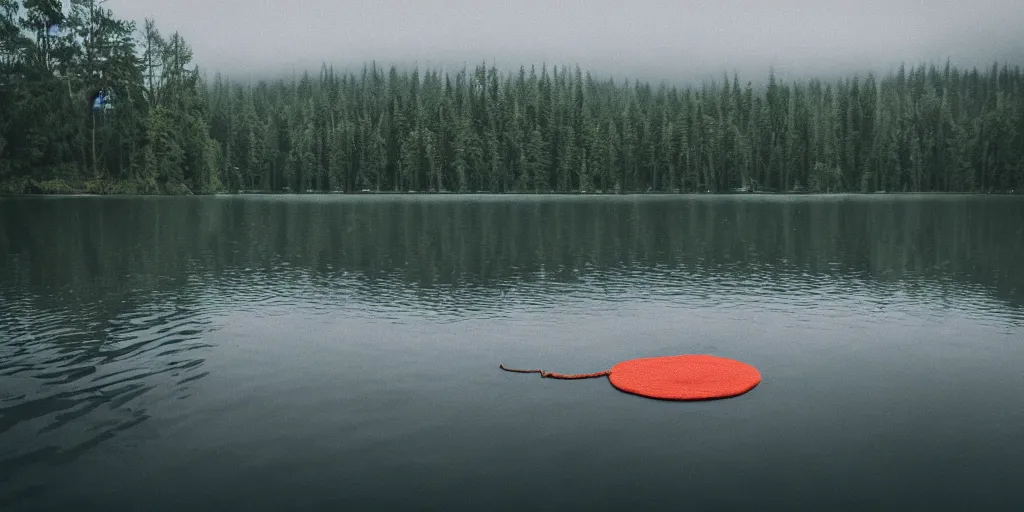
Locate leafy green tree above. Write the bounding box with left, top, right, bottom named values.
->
left=2, top=0, right=1023, bottom=195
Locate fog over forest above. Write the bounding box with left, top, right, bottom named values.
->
left=109, top=0, right=1024, bottom=84
left=3, top=0, right=1023, bottom=196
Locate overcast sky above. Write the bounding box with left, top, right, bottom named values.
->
left=107, top=0, right=1024, bottom=84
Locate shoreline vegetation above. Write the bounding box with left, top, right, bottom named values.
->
left=1, top=4, right=1023, bottom=196
left=3, top=185, right=1020, bottom=197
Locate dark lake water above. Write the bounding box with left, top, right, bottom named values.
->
left=1, top=194, right=1023, bottom=510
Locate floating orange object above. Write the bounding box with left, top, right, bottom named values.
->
left=500, top=354, right=761, bottom=401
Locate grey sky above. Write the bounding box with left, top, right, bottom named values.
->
left=108, top=0, right=1024, bottom=84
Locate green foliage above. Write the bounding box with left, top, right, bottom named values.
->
left=1, top=2, right=1022, bottom=194
left=0, top=2, right=218, bottom=194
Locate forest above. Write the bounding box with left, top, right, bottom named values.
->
left=2, top=1, right=1023, bottom=194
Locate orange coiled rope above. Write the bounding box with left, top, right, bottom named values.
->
left=500, top=354, right=761, bottom=400
left=499, top=363, right=611, bottom=380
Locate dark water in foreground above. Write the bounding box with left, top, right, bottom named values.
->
left=1, top=195, right=1023, bottom=511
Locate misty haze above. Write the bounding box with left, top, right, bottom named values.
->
left=2, top=1, right=1024, bottom=511
left=109, top=0, right=1024, bottom=83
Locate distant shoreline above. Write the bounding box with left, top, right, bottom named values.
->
left=2, top=176, right=1018, bottom=197
left=3, top=189, right=1019, bottom=198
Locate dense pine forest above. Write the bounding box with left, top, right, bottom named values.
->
left=2, top=3, right=1023, bottom=194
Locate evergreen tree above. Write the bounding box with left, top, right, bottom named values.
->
left=1, top=0, right=1022, bottom=194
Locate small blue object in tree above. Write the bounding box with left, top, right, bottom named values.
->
left=47, top=24, right=60, bottom=37
left=91, top=90, right=116, bottom=111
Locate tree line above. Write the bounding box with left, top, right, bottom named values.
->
left=2, top=2, right=1023, bottom=194
left=1, top=0, right=217, bottom=194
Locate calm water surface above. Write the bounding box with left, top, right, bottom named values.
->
left=1, top=195, right=1023, bottom=510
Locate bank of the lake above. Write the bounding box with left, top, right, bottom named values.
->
left=2, top=177, right=1020, bottom=197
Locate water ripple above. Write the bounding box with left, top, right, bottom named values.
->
left=150, top=260, right=1024, bottom=333
left=2, top=195, right=1023, bottom=509
left=0, top=292, right=213, bottom=493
